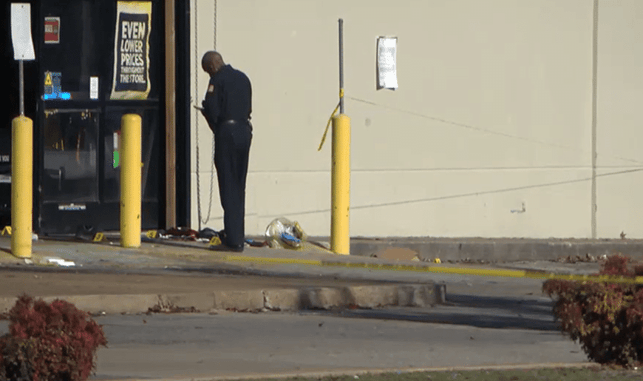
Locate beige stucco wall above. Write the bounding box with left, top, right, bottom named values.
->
left=596, top=0, right=643, bottom=239
left=189, top=0, right=643, bottom=239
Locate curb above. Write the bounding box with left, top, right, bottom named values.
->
left=99, top=362, right=596, bottom=381
left=350, top=238, right=643, bottom=262
left=0, top=283, right=446, bottom=315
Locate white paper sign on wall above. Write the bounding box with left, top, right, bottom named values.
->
left=11, top=3, right=35, bottom=61
left=377, top=37, right=398, bottom=90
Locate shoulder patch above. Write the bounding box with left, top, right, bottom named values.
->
left=208, top=84, right=215, bottom=93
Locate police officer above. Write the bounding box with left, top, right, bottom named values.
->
left=201, top=51, right=252, bottom=252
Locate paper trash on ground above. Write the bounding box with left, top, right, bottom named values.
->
left=43, top=257, right=76, bottom=267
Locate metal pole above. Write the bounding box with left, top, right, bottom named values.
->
left=121, top=114, right=142, bottom=248
left=19, top=60, right=24, bottom=116
left=330, top=114, right=350, bottom=255
left=330, top=18, right=350, bottom=255
left=338, top=18, right=344, bottom=114
left=11, top=114, right=32, bottom=258
left=164, top=0, right=177, bottom=229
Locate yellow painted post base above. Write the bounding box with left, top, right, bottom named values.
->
left=11, top=116, right=33, bottom=258
left=120, top=114, right=142, bottom=248
left=330, top=114, right=350, bottom=255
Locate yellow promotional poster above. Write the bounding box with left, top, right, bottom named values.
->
left=110, top=1, right=152, bottom=100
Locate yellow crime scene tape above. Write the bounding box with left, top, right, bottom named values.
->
left=220, top=254, right=643, bottom=285
left=317, top=89, right=345, bottom=151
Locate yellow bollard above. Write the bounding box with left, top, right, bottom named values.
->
left=331, top=113, right=350, bottom=255
left=120, top=114, right=142, bottom=248
left=11, top=116, right=33, bottom=258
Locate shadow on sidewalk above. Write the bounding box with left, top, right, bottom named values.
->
left=306, top=293, right=560, bottom=332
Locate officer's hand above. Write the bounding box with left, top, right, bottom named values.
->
left=200, top=101, right=207, bottom=117
left=193, top=104, right=205, bottom=118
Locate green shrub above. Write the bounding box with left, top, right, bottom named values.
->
left=543, top=254, right=643, bottom=367
left=0, top=295, right=107, bottom=381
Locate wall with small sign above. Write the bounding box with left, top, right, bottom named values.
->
left=189, top=0, right=643, bottom=240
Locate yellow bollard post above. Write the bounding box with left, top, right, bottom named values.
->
left=120, top=114, right=142, bottom=248
left=331, top=113, right=350, bottom=255
left=11, top=116, right=32, bottom=258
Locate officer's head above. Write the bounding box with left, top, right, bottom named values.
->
left=202, top=51, right=225, bottom=76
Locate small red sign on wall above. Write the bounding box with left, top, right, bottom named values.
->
left=44, top=17, right=60, bottom=44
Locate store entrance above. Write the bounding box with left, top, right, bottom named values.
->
left=2, top=0, right=165, bottom=236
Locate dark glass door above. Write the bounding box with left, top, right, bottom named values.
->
left=37, top=0, right=163, bottom=235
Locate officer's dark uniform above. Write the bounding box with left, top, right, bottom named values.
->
left=202, top=64, right=252, bottom=250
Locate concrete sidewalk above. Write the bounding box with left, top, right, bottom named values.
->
left=0, top=235, right=607, bottom=380
left=0, top=236, right=449, bottom=315
left=0, top=234, right=616, bottom=316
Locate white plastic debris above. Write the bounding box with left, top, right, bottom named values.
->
left=264, top=218, right=332, bottom=253
left=265, top=217, right=307, bottom=249
left=43, top=257, right=75, bottom=267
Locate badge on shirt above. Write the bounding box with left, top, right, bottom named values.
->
left=208, top=84, right=215, bottom=93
